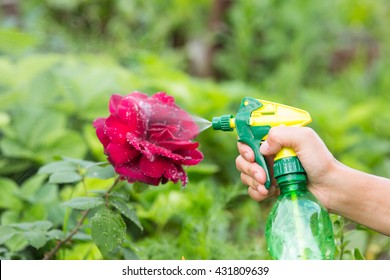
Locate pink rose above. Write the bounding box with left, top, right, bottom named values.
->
left=93, top=91, right=203, bottom=186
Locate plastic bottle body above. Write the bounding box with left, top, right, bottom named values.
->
left=265, top=182, right=335, bottom=260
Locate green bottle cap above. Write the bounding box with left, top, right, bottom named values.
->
left=274, top=156, right=307, bottom=185
left=211, top=114, right=234, bottom=131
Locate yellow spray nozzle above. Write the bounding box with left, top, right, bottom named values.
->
left=228, top=99, right=311, bottom=130
left=250, top=99, right=311, bottom=127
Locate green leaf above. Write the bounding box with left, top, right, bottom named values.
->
left=110, top=197, right=143, bottom=231
left=0, top=139, right=35, bottom=161
left=72, top=232, right=92, bottom=241
left=0, top=177, right=22, bottom=210
left=1, top=107, right=87, bottom=164
left=91, top=208, right=126, bottom=257
left=62, top=197, right=105, bottom=210
left=23, top=230, right=47, bottom=249
left=38, top=161, right=77, bottom=174
left=1, top=210, right=19, bottom=225
left=42, top=132, right=88, bottom=163
left=18, top=174, right=47, bottom=203
left=63, top=157, right=99, bottom=169
left=4, top=233, right=28, bottom=253
left=0, top=158, right=32, bottom=175
left=0, top=247, right=9, bottom=259
left=122, top=247, right=139, bottom=260
left=0, top=226, right=18, bottom=244
left=85, top=165, right=115, bottom=179
left=32, top=183, right=59, bottom=204
left=3, top=221, right=53, bottom=251
left=353, top=248, right=366, bottom=260
left=12, top=221, right=53, bottom=231
left=49, top=171, right=82, bottom=184
left=46, top=229, right=65, bottom=240
left=108, top=191, right=129, bottom=201
left=9, top=108, right=67, bottom=151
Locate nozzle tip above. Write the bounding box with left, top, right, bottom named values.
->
left=211, top=114, right=234, bottom=131
left=211, top=117, right=222, bottom=130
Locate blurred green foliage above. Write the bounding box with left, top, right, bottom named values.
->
left=0, top=0, right=389, bottom=259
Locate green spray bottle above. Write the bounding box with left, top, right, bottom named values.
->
left=211, top=97, right=335, bottom=260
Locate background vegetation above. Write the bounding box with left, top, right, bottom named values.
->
left=0, top=0, right=389, bottom=260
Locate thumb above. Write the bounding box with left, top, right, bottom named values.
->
left=260, top=126, right=315, bottom=156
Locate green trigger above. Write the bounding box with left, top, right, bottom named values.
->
left=235, top=97, right=272, bottom=189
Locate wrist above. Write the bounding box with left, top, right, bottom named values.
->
left=326, top=162, right=390, bottom=235
left=325, top=160, right=353, bottom=214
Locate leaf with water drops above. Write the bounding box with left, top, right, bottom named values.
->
left=110, top=197, right=143, bottom=231
left=91, top=208, right=126, bottom=257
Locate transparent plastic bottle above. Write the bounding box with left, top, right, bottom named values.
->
left=265, top=155, right=335, bottom=260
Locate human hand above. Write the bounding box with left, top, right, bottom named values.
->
left=236, top=126, right=337, bottom=209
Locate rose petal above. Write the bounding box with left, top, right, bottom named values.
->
left=127, top=91, right=148, bottom=100
left=139, top=156, right=170, bottom=178
left=127, top=133, right=182, bottom=161
left=175, top=149, right=203, bottom=165
left=106, top=143, right=139, bottom=165
left=105, top=116, right=129, bottom=144
left=148, top=124, right=180, bottom=142
left=93, top=118, right=110, bottom=148
left=109, top=94, right=123, bottom=115
left=126, top=133, right=153, bottom=160
left=117, top=97, right=147, bottom=137
left=116, top=163, right=161, bottom=186
left=164, top=164, right=187, bottom=185
left=152, top=92, right=176, bottom=106
left=158, top=140, right=199, bottom=151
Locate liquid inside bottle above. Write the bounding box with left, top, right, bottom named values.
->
left=265, top=181, right=335, bottom=260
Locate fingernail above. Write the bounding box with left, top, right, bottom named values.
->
left=260, top=141, right=269, bottom=153
left=243, top=152, right=249, bottom=161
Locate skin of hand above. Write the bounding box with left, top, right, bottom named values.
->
left=236, top=126, right=390, bottom=236
left=236, top=126, right=336, bottom=209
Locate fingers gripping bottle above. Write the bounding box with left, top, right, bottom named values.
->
left=212, top=97, right=335, bottom=260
